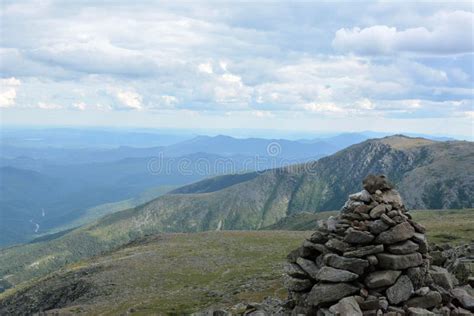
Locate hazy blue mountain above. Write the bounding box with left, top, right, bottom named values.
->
left=0, top=135, right=471, bottom=291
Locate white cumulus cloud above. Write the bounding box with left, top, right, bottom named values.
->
left=0, top=77, right=21, bottom=108
left=116, top=90, right=143, bottom=110
left=332, top=10, right=474, bottom=55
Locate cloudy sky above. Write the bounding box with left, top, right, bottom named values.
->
left=1, top=1, right=473, bottom=137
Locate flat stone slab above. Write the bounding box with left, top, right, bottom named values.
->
left=344, top=244, right=384, bottom=258
left=324, top=253, right=369, bottom=275
left=307, top=283, right=359, bottom=306
left=364, top=270, right=401, bottom=288
left=376, top=252, right=423, bottom=270
left=375, top=222, right=415, bottom=244
left=388, top=240, right=419, bottom=254
left=406, top=291, right=442, bottom=309
left=315, top=266, right=359, bottom=282
left=344, top=229, right=375, bottom=244
left=407, top=307, right=434, bottom=315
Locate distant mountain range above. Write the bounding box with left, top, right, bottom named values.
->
left=0, top=132, right=389, bottom=247
left=1, top=135, right=472, bottom=289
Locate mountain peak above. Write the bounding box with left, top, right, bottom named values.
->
left=376, top=134, right=436, bottom=149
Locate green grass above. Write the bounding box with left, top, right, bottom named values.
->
left=1, top=231, right=310, bottom=315
left=410, top=209, right=474, bottom=244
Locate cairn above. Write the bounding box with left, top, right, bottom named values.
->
left=284, top=175, right=474, bottom=315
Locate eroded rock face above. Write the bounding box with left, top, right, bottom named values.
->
left=283, top=174, right=474, bottom=315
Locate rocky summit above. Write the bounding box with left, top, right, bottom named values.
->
left=284, top=174, right=474, bottom=316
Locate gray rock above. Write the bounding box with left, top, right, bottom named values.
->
left=344, top=244, right=384, bottom=258
left=307, top=283, right=359, bottom=306
left=377, top=252, right=423, bottom=270
left=325, top=238, right=350, bottom=253
left=386, top=275, right=414, bottom=305
left=327, top=216, right=338, bottom=232
left=415, top=287, right=430, bottom=296
left=331, top=296, right=362, bottom=316
left=408, top=219, right=426, bottom=234
left=358, top=298, right=381, bottom=311
left=303, top=240, right=329, bottom=255
left=387, top=306, right=405, bottom=315
left=451, top=287, right=474, bottom=312
left=430, top=266, right=454, bottom=290
left=380, top=214, right=396, bottom=226
left=407, top=307, right=434, bottom=315
left=406, top=291, right=442, bottom=309
left=367, top=255, right=378, bottom=266
left=284, top=263, right=307, bottom=278
left=283, top=275, right=313, bottom=292
left=380, top=189, right=403, bottom=208
left=324, top=253, right=369, bottom=275
left=316, top=266, right=359, bottom=282
left=355, top=204, right=372, bottom=214
left=350, top=190, right=372, bottom=203
left=387, top=240, right=419, bottom=254
left=364, top=270, right=402, bottom=288
left=407, top=265, right=430, bottom=290
left=375, top=222, right=415, bottom=244
left=296, top=257, right=320, bottom=279
left=370, top=220, right=390, bottom=235
left=453, top=307, right=473, bottom=316
left=412, top=233, right=428, bottom=254
left=308, top=231, right=329, bottom=244
left=344, top=229, right=375, bottom=244
left=363, top=174, right=393, bottom=194
left=370, top=204, right=387, bottom=219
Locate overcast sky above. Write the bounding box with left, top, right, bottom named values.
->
left=0, top=1, right=473, bottom=137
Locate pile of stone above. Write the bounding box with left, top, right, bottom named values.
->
left=284, top=175, right=474, bottom=316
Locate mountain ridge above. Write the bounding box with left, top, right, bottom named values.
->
left=0, top=135, right=472, bottom=288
